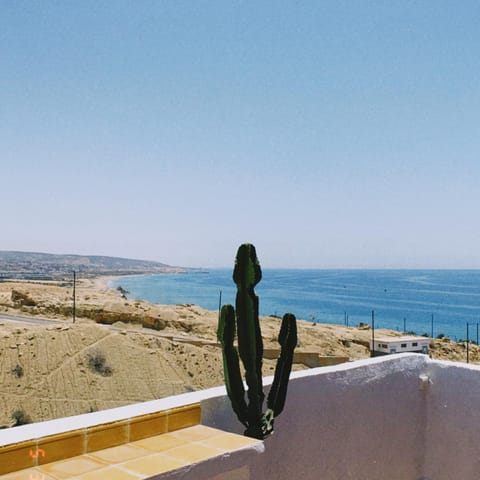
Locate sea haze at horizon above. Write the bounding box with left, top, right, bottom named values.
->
left=110, top=269, right=480, bottom=342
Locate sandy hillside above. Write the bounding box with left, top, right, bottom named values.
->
left=0, top=321, right=224, bottom=427
left=0, top=278, right=477, bottom=426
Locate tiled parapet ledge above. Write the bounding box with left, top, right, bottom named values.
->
left=0, top=403, right=201, bottom=476
left=0, top=425, right=263, bottom=479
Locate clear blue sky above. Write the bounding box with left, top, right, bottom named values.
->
left=1, top=1, right=479, bottom=268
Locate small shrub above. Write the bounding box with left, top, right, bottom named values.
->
left=11, top=290, right=36, bottom=307
left=358, top=322, right=370, bottom=330
left=87, top=351, right=113, bottom=376
left=116, top=286, right=129, bottom=299
left=436, top=333, right=445, bottom=339
left=12, top=409, right=31, bottom=426
left=12, top=364, right=24, bottom=378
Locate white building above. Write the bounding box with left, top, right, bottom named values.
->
left=371, top=335, right=429, bottom=355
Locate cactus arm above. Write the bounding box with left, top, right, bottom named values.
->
left=267, top=312, right=297, bottom=417
left=217, top=304, right=249, bottom=426
left=233, top=244, right=265, bottom=431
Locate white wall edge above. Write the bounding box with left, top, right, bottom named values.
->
left=0, top=352, right=468, bottom=448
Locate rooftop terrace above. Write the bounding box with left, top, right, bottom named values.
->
left=2, top=353, right=479, bottom=479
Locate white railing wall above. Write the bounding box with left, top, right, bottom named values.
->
left=184, top=354, right=430, bottom=480
left=423, top=360, right=480, bottom=480
left=165, top=354, right=480, bottom=480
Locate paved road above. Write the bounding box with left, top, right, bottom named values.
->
left=0, top=312, right=61, bottom=326
left=0, top=312, right=219, bottom=349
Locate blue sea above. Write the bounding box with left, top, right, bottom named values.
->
left=110, top=270, right=480, bottom=342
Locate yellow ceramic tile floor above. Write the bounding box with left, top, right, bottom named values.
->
left=0, top=426, right=261, bottom=480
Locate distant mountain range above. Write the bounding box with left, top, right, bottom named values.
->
left=0, top=251, right=185, bottom=280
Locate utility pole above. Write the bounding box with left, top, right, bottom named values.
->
left=72, top=270, right=76, bottom=324
left=403, top=317, right=406, bottom=334
left=431, top=313, right=434, bottom=338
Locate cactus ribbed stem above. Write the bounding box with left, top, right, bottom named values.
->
left=217, top=244, right=297, bottom=439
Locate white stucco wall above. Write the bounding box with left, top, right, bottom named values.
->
left=423, top=360, right=480, bottom=480
left=162, top=354, right=432, bottom=480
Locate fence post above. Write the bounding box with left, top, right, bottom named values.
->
left=72, top=270, right=76, bottom=324
left=371, top=310, right=375, bottom=358
left=467, top=322, right=470, bottom=364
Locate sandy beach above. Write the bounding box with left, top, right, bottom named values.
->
left=0, top=277, right=477, bottom=427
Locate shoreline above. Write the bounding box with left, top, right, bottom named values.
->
left=104, top=269, right=480, bottom=341
left=102, top=273, right=152, bottom=290
left=98, top=268, right=197, bottom=291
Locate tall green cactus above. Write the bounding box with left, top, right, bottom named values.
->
left=217, top=244, right=297, bottom=439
